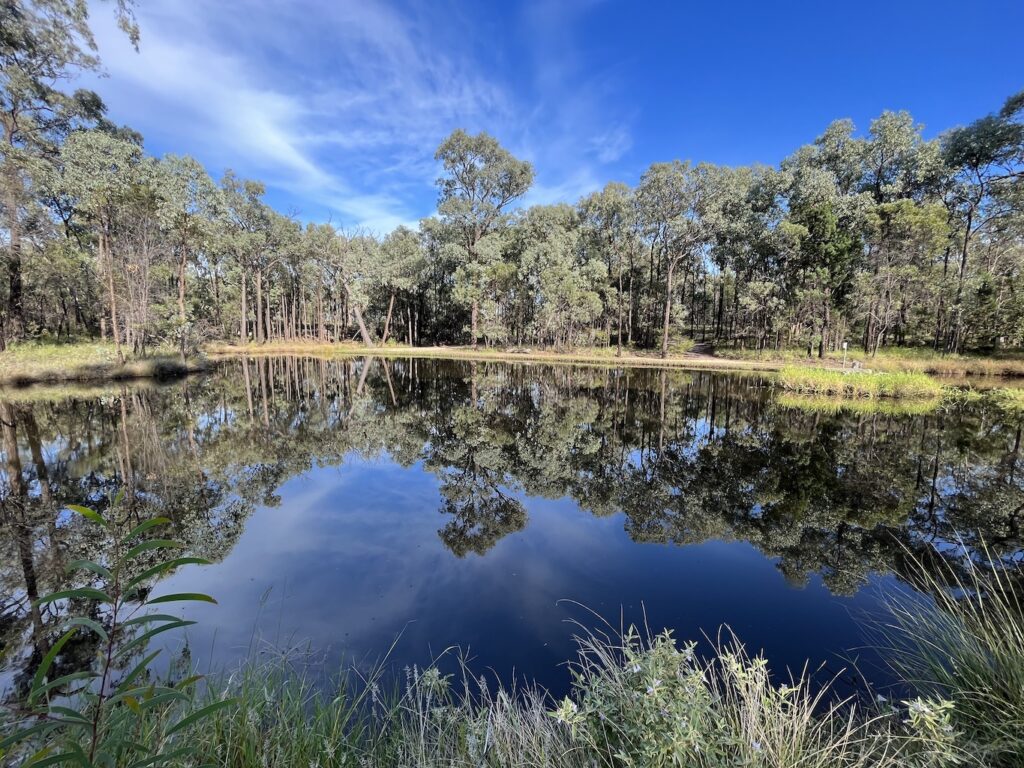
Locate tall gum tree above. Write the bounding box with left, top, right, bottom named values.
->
left=155, top=155, right=221, bottom=328
left=637, top=161, right=707, bottom=358
left=434, top=129, right=533, bottom=347
left=1, top=0, right=138, bottom=342
left=58, top=129, right=142, bottom=363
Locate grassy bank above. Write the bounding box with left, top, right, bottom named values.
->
left=0, top=342, right=211, bottom=387
left=206, top=340, right=780, bottom=372
left=777, top=367, right=945, bottom=399
left=720, top=346, right=1024, bottom=378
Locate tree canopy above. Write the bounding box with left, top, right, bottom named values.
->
left=1, top=1, right=1023, bottom=356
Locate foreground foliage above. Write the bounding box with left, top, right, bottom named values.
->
left=8, top=510, right=1024, bottom=766
left=0, top=504, right=232, bottom=767
left=880, top=545, right=1024, bottom=767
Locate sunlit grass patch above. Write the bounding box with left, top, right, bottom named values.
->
left=0, top=341, right=209, bottom=386
left=777, top=367, right=944, bottom=399
left=721, top=346, right=1024, bottom=377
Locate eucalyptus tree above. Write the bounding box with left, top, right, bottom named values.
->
left=941, top=90, right=1024, bottom=351
left=379, top=225, right=426, bottom=344
left=636, top=161, right=708, bottom=357
left=0, top=0, right=138, bottom=341
left=579, top=182, right=638, bottom=355
left=516, top=204, right=606, bottom=346
left=336, top=230, right=380, bottom=347
left=219, top=171, right=271, bottom=344
left=155, top=155, right=222, bottom=327
left=57, top=129, right=143, bottom=362
left=854, top=200, right=949, bottom=352
left=782, top=143, right=866, bottom=357
left=434, top=129, right=534, bottom=347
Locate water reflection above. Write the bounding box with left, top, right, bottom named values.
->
left=1, top=357, right=1022, bottom=696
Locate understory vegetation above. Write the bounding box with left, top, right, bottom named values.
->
left=2, top=503, right=1023, bottom=767
left=776, top=367, right=945, bottom=399
left=723, top=347, right=1024, bottom=378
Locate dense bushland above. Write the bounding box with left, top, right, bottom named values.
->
left=3, top=3, right=1024, bottom=361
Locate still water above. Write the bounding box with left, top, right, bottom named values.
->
left=2, top=357, right=1022, bottom=698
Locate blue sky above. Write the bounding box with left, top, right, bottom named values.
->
left=86, top=0, right=1023, bottom=232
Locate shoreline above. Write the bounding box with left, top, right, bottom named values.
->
left=4, top=340, right=1024, bottom=389
left=0, top=350, right=212, bottom=388
left=206, top=341, right=798, bottom=373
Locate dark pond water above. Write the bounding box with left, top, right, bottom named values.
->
left=2, top=357, right=1023, bottom=700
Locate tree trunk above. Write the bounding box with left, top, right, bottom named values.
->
left=818, top=288, right=831, bottom=359
left=255, top=268, right=264, bottom=343
left=716, top=275, right=725, bottom=340
left=177, top=247, right=188, bottom=323
left=661, top=258, right=677, bottom=359
left=101, top=230, right=125, bottom=364
left=471, top=299, right=479, bottom=348
left=239, top=274, right=248, bottom=343
left=616, top=265, right=624, bottom=357
left=381, top=291, right=396, bottom=345
left=343, top=284, right=375, bottom=347
left=3, top=171, right=25, bottom=340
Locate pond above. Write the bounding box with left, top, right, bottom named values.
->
left=1, top=357, right=1022, bottom=701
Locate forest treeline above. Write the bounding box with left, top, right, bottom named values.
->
left=3, top=2, right=1024, bottom=359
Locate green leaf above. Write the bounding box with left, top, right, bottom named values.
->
left=34, top=588, right=112, bottom=607
left=26, top=751, right=87, bottom=767
left=166, top=698, right=237, bottom=736
left=146, top=592, right=217, bottom=606
left=64, top=616, right=109, bottom=642
left=174, top=674, right=204, bottom=690
left=139, top=690, right=189, bottom=709
left=64, top=559, right=112, bottom=580
left=123, top=539, right=183, bottom=561
left=126, top=747, right=195, bottom=768
left=114, top=620, right=195, bottom=661
left=66, top=504, right=107, bottom=527
left=46, top=706, right=92, bottom=725
left=115, top=649, right=162, bottom=695
left=122, top=613, right=187, bottom=627
left=126, top=557, right=211, bottom=591
left=29, top=628, right=78, bottom=704
left=0, top=722, right=57, bottom=751
left=35, top=671, right=95, bottom=696
left=122, top=517, right=172, bottom=543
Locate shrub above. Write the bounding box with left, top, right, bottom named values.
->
left=0, top=502, right=233, bottom=767
left=879, top=544, right=1024, bottom=767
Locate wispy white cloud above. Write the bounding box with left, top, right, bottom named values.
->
left=86, top=0, right=636, bottom=232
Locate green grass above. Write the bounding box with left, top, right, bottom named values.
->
left=777, top=367, right=945, bottom=399
left=721, top=346, right=1024, bottom=378
left=109, top=629, right=956, bottom=768
left=989, top=387, right=1024, bottom=415
left=0, top=341, right=210, bottom=386
left=877, top=544, right=1024, bottom=767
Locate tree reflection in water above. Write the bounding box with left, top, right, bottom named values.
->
left=1, top=356, right=1022, bottom=694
